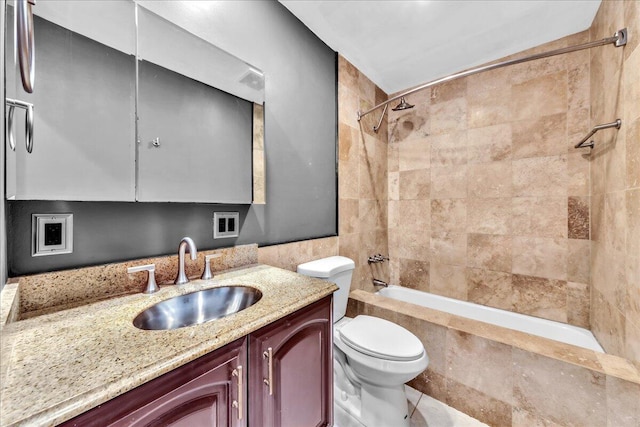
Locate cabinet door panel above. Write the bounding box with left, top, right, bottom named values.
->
left=249, top=296, right=332, bottom=427
left=112, top=362, right=230, bottom=427
left=61, top=338, right=247, bottom=427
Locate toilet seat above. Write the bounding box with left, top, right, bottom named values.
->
left=338, top=315, right=424, bottom=361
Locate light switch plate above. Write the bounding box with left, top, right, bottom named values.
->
left=32, top=213, right=73, bottom=257
left=213, top=212, right=239, bottom=239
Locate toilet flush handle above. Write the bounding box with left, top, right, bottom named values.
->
left=263, top=347, right=273, bottom=396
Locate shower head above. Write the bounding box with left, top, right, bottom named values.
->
left=391, top=96, right=414, bottom=111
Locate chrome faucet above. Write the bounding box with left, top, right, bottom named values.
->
left=174, top=237, right=198, bottom=285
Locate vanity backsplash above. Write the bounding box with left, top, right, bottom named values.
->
left=9, top=244, right=258, bottom=320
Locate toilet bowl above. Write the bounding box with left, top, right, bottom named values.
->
left=297, top=256, right=429, bottom=427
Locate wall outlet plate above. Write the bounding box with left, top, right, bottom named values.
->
left=213, top=212, right=239, bottom=239
left=32, top=213, right=73, bottom=257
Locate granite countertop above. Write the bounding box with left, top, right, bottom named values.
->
left=0, top=264, right=337, bottom=427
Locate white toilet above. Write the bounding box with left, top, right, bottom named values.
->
left=298, top=256, right=429, bottom=427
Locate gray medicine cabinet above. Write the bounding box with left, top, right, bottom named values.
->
left=5, top=1, right=265, bottom=204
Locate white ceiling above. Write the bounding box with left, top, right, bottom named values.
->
left=280, top=0, right=602, bottom=94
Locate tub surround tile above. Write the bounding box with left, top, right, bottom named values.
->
left=431, top=199, right=467, bottom=232
left=511, top=197, right=567, bottom=238
left=511, top=71, right=568, bottom=121
left=431, top=165, right=468, bottom=199
left=399, top=258, right=430, bottom=291
left=339, top=199, right=359, bottom=235
left=512, top=274, right=568, bottom=323
left=467, top=198, right=512, bottom=235
left=398, top=137, right=431, bottom=171
left=430, top=131, right=468, bottom=166
left=513, top=350, right=607, bottom=427
left=591, top=290, right=627, bottom=358
left=430, top=78, right=467, bottom=104
left=466, top=268, right=513, bottom=311
left=430, top=263, right=467, bottom=300
left=445, top=379, right=513, bottom=427
left=430, top=232, right=467, bottom=266
left=400, top=169, right=431, bottom=200
left=446, top=330, right=513, bottom=404
left=567, top=107, right=591, bottom=146
left=567, top=281, right=590, bottom=328
left=389, top=108, right=430, bottom=145
left=567, top=152, right=591, bottom=196
left=568, top=196, right=590, bottom=239
left=467, top=234, right=512, bottom=273
left=512, top=236, right=567, bottom=280
left=567, top=239, right=590, bottom=283
left=1, top=265, right=337, bottom=427
left=511, top=407, right=564, bottom=427
left=626, top=118, right=640, bottom=189
left=430, top=97, right=468, bottom=135
left=512, top=113, right=567, bottom=159
left=466, top=124, right=512, bottom=164
left=467, top=161, right=513, bottom=198
left=513, top=155, right=567, bottom=198
left=467, top=85, right=512, bottom=129
left=396, top=313, right=447, bottom=375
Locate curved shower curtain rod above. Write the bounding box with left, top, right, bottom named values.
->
left=357, top=28, right=628, bottom=128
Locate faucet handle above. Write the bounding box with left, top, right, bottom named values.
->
left=201, top=253, right=222, bottom=280
left=128, top=264, right=160, bottom=294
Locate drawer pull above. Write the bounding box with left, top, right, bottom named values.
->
left=263, top=347, right=273, bottom=395
left=232, top=365, right=243, bottom=420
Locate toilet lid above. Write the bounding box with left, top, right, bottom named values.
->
left=339, top=315, right=424, bottom=361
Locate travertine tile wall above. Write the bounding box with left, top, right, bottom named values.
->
left=257, top=237, right=338, bottom=272
left=387, top=30, right=593, bottom=327
left=589, top=0, right=640, bottom=362
left=337, top=56, right=390, bottom=292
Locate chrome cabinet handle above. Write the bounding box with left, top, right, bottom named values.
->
left=5, top=98, right=34, bottom=153
left=17, top=0, right=36, bottom=93
left=7, top=106, right=16, bottom=151
left=263, top=347, right=273, bottom=396
left=25, top=102, right=34, bottom=153
left=232, top=365, right=243, bottom=420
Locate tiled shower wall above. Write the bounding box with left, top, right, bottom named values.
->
left=589, top=0, right=640, bottom=362
left=337, top=57, right=390, bottom=292
left=386, top=30, right=593, bottom=328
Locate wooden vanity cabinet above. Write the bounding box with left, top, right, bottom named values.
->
left=59, top=295, right=332, bottom=427
left=60, top=338, right=247, bottom=427
left=249, top=296, right=333, bottom=427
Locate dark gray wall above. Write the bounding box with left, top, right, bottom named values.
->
left=7, top=2, right=337, bottom=276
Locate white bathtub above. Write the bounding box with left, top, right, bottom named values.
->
left=376, top=285, right=604, bottom=353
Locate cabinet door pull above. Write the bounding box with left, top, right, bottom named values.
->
left=7, top=105, right=16, bottom=151
left=5, top=98, right=34, bottom=153
left=263, top=347, right=273, bottom=395
left=16, top=0, right=36, bottom=93
left=232, top=365, right=243, bottom=420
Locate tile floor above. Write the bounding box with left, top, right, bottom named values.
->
left=334, top=385, right=488, bottom=427
left=406, top=385, right=489, bottom=427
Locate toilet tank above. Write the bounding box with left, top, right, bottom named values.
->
left=297, top=256, right=355, bottom=322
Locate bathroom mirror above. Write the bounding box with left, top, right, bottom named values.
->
left=5, top=1, right=137, bottom=201
left=4, top=1, right=266, bottom=204
left=136, top=5, right=260, bottom=203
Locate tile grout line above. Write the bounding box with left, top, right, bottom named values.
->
left=409, top=391, right=423, bottom=418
